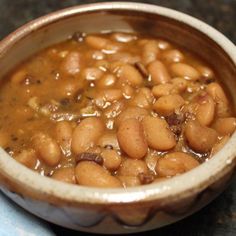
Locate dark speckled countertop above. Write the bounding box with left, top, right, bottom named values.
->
left=0, top=1, right=236, bottom=235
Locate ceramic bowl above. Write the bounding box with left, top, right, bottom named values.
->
left=0, top=2, right=236, bottom=234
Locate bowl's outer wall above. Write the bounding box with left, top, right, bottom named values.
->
left=0, top=4, right=236, bottom=234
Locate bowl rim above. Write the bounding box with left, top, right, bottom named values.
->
left=0, top=1, right=236, bottom=205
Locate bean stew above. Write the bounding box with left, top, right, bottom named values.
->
left=0, top=32, right=235, bottom=188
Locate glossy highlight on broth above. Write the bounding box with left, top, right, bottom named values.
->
left=0, top=32, right=235, bottom=188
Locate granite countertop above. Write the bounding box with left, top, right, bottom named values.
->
left=0, top=0, right=236, bottom=235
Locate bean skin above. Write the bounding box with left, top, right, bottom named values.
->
left=142, top=116, right=176, bottom=151
left=101, top=149, right=122, bottom=171
left=170, top=63, right=200, bottom=80
left=75, top=161, right=122, bottom=188
left=32, top=133, right=61, bottom=166
left=206, top=82, right=228, bottom=104
left=118, top=64, right=143, bottom=86
left=116, top=107, right=148, bottom=126
left=156, top=152, right=199, bottom=177
left=185, top=120, right=218, bottom=153
left=61, top=51, right=81, bottom=75
left=148, top=60, right=171, bottom=85
left=213, top=117, right=236, bottom=136
left=52, top=167, right=76, bottom=184
left=153, top=94, right=185, bottom=116
left=117, top=118, right=148, bottom=159
left=118, top=159, right=148, bottom=176
left=72, top=117, right=104, bottom=154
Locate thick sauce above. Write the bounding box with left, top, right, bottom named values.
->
left=0, top=32, right=235, bottom=188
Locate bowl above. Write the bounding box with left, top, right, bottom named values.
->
left=0, top=2, right=236, bottom=234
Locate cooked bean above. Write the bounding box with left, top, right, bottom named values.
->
left=196, top=94, right=215, bottom=126
left=14, top=149, right=38, bottom=169
left=98, top=132, right=120, bottom=149
left=96, top=74, right=116, bottom=88
left=118, top=176, right=141, bottom=187
left=60, top=51, right=81, bottom=75
left=197, top=65, right=214, bottom=78
left=121, top=84, right=134, bottom=99
left=153, top=94, right=185, bottom=116
left=52, top=167, right=76, bottom=184
left=103, top=89, right=123, bottom=102
left=75, top=161, right=122, bottom=188
left=156, top=152, right=199, bottom=177
left=211, top=136, right=230, bottom=156
left=148, top=60, right=171, bottom=85
left=130, top=87, right=154, bottom=109
left=101, top=149, right=121, bottom=170
left=111, top=32, right=137, bottom=43
left=117, top=118, right=148, bottom=159
left=118, top=159, right=148, bottom=176
left=157, top=40, right=171, bottom=50
left=118, top=64, right=143, bottom=86
left=85, top=35, right=121, bottom=52
left=213, top=117, right=236, bottom=136
left=82, top=67, right=104, bottom=81
left=32, top=132, right=61, bottom=166
left=152, top=84, right=173, bottom=98
left=185, top=120, right=218, bottom=153
left=142, top=116, right=176, bottom=150
left=162, top=49, right=184, bottom=63
left=55, top=121, right=72, bottom=154
left=142, top=40, right=160, bottom=64
left=206, top=82, right=228, bottom=104
left=170, top=63, right=200, bottom=80
left=116, top=107, right=148, bottom=126
left=171, top=77, right=187, bottom=93
left=76, top=152, right=103, bottom=165
left=109, top=52, right=140, bottom=64
left=71, top=117, right=104, bottom=154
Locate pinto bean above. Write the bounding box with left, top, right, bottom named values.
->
left=130, top=87, right=154, bottom=109
left=162, top=49, right=184, bottom=63
left=32, top=132, right=61, bottom=166
left=153, top=94, right=185, bottom=116
left=185, top=120, right=218, bottom=153
left=116, top=107, right=148, bottom=126
left=118, top=64, right=143, bottom=86
left=206, top=82, right=228, bottom=104
left=118, top=159, right=148, bottom=176
left=60, top=51, right=81, bottom=75
left=142, top=40, right=160, bottom=65
left=196, top=94, right=215, bottom=126
left=82, top=67, right=104, bottom=81
left=96, top=74, right=116, bottom=88
left=117, top=118, right=148, bottom=159
left=170, top=63, right=200, bottom=80
left=52, top=167, right=76, bottom=184
left=156, top=152, right=199, bottom=177
left=14, top=149, right=38, bottom=169
left=142, top=116, right=176, bottom=150
left=55, top=121, right=72, bottom=154
left=148, top=60, right=171, bottom=85
left=71, top=117, right=104, bottom=154
left=152, top=84, right=173, bottom=98
left=211, top=135, right=230, bottom=156
left=212, top=117, right=236, bottom=136
left=101, top=149, right=121, bottom=171
left=75, top=161, right=122, bottom=188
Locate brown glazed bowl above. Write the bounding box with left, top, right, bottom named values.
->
left=0, top=2, right=236, bottom=234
